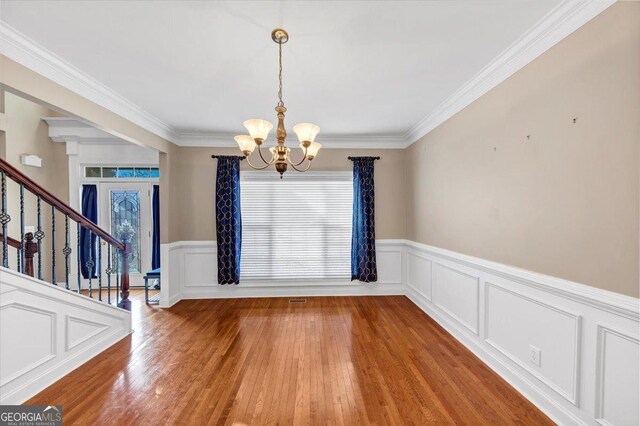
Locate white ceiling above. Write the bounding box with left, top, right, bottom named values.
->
left=1, top=0, right=596, bottom=146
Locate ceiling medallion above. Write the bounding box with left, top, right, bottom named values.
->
left=234, top=28, right=321, bottom=178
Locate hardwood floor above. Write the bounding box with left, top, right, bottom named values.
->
left=28, top=292, right=552, bottom=425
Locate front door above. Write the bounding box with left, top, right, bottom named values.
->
left=99, top=182, right=152, bottom=287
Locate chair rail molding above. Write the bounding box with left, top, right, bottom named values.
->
left=403, top=239, right=639, bottom=426
left=159, top=240, right=406, bottom=306
left=160, top=236, right=638, bottom=426
left=0, top=267, right=132, bottom=404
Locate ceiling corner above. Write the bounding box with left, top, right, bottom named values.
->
left=403, top=0, right=616, bottom=147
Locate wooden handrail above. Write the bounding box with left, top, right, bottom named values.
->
left=0, top=157, right=131, bottom=310
left=0, top=232, right=21, bottom=249
left=0, top=158, right=124, bottom=251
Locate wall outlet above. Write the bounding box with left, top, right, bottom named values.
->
left=529, top=345, right=541, bottom=367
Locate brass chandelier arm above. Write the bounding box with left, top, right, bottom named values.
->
left=245, top=154, right=275, bottom=170
left=257, top=144, right=277, bottom=165
left=233, top=29, right=319, bottom=177
left=289, top=160, right=312, bottom=172
left=286, top=146, right=309, bottom=167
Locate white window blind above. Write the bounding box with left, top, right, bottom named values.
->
left=240, top=171, right=353, bottom=280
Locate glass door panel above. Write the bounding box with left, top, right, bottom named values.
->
left=110, top=190, right=142, bottom=274
left=99, top=182, right=151, bottom=287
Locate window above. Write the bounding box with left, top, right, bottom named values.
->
left=240, top=172, right=353, bottom=280
left=84, top=166, right=159, bottom=178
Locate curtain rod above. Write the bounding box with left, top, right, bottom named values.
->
left=348, top=156, right=380, bottom=160
left=211, top=155, right=245, bottom=161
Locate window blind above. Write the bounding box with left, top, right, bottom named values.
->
left=240, top=171, right=353, bottom=280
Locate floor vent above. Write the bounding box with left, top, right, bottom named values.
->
left=289, top=298, right=307, bottom=304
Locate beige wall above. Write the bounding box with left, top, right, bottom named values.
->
left=0, top=56, right=171, bottom=154
left=170, top=147, right=406, bottom=242
left=2, top=92, right=69, bottom=280
left=405, top=3, right=640, bottom=297
left=0, top=55, right=173, bottom=254
left=1, top=4, right=636, bottom=298
left=2, top=92, right=67, bottom=198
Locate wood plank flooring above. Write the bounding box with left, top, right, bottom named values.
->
left=28, top=292, right=553, bottom=425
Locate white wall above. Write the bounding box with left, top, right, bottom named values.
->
left=160, top=240, right=405, bottom=305
left=160, top=238, right=639, bottom=426
left=0, top=267, right=132, bottom=404
left=405, top=241, right=639, bottom=426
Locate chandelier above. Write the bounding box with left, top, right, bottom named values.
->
left=234, top=28, right=321, bottom=178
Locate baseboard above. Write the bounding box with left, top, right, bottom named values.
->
left=160, top=240, right=406, bottom=305
left=180, top=283, right=405, bottom=300
left=403, top=240, right=639, bottom=426
left=1, top=328, right=131, bottom=404
left=159, top=239, right=639, bottom=425
left=0, top=267, right=132, bottom=404
left=163, top=292, right=181, bottom=308
left=406, top=286, right=580, bottom=425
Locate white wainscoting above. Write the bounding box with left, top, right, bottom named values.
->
left=160, top=240, right=405, bottom=306
left=159, top=238, right=638, bottom=425
left=0, top=267, right=132, bottom=404
left=405, top=240, right=639, bottom=426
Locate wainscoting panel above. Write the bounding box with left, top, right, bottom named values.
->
left=184, top=246, right=217, bottom=288
left=594, top=324, right=639, bottom=426
left=407, top=251, right=432, bottom=301
left=376, top=244, right=404, bottom=285
left=0, top=267, right=132, bottom=404
left=433, top=262, right=480, bottom=335
left=485, top=282, right=581, bottom=404
left=404, top=240, right=639, bottom=426
left=160, top=239, right=639, bottom=425
left=160, top=240, right=405, bottom=304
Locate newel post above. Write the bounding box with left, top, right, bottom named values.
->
left=23, top=232, right=37, bottom=277
left=118, top=242, right=131, bottom=310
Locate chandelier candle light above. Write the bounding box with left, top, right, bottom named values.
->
left=234, top=28, right=322, bottom=178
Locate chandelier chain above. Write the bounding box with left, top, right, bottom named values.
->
left=277, top=41, right=284, bottom=107
left=235, top=29, right=320, bottom=177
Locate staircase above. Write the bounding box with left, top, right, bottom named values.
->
left=0, top=157, right=133, bottom=404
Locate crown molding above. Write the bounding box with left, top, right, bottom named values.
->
left=177, top=132, right=411, bottom=149
left=0, top=0, right=614, bottom=150
left=0, top=22, right=179, bottom=144
left=404, top=0, right=616, bottom=145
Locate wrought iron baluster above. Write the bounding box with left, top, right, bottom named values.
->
left=1, top=171, right=10, bottom=268
left=87, top=230, right=93, bottom=298
left=35, top=196, right=44, bottom=280
left=63, top=215, right=71, bottom=290
left=107, top=244, right=112, bottom=304
left=97, top=237, right=102, bottom=301
left=19, top=184, right=24, bottom=273
left=76, top=222, right=81, bottom=293
left=51, top=206, right=56, bottom=285
left=116, top=248, right=120, bottom=306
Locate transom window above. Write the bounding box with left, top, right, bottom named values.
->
left=84, top=166, right=159, bottom=178
left=240, top=171, right=353, bottom=280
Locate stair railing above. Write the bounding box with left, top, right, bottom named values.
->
left=0, top=158, right=131, bottom=310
